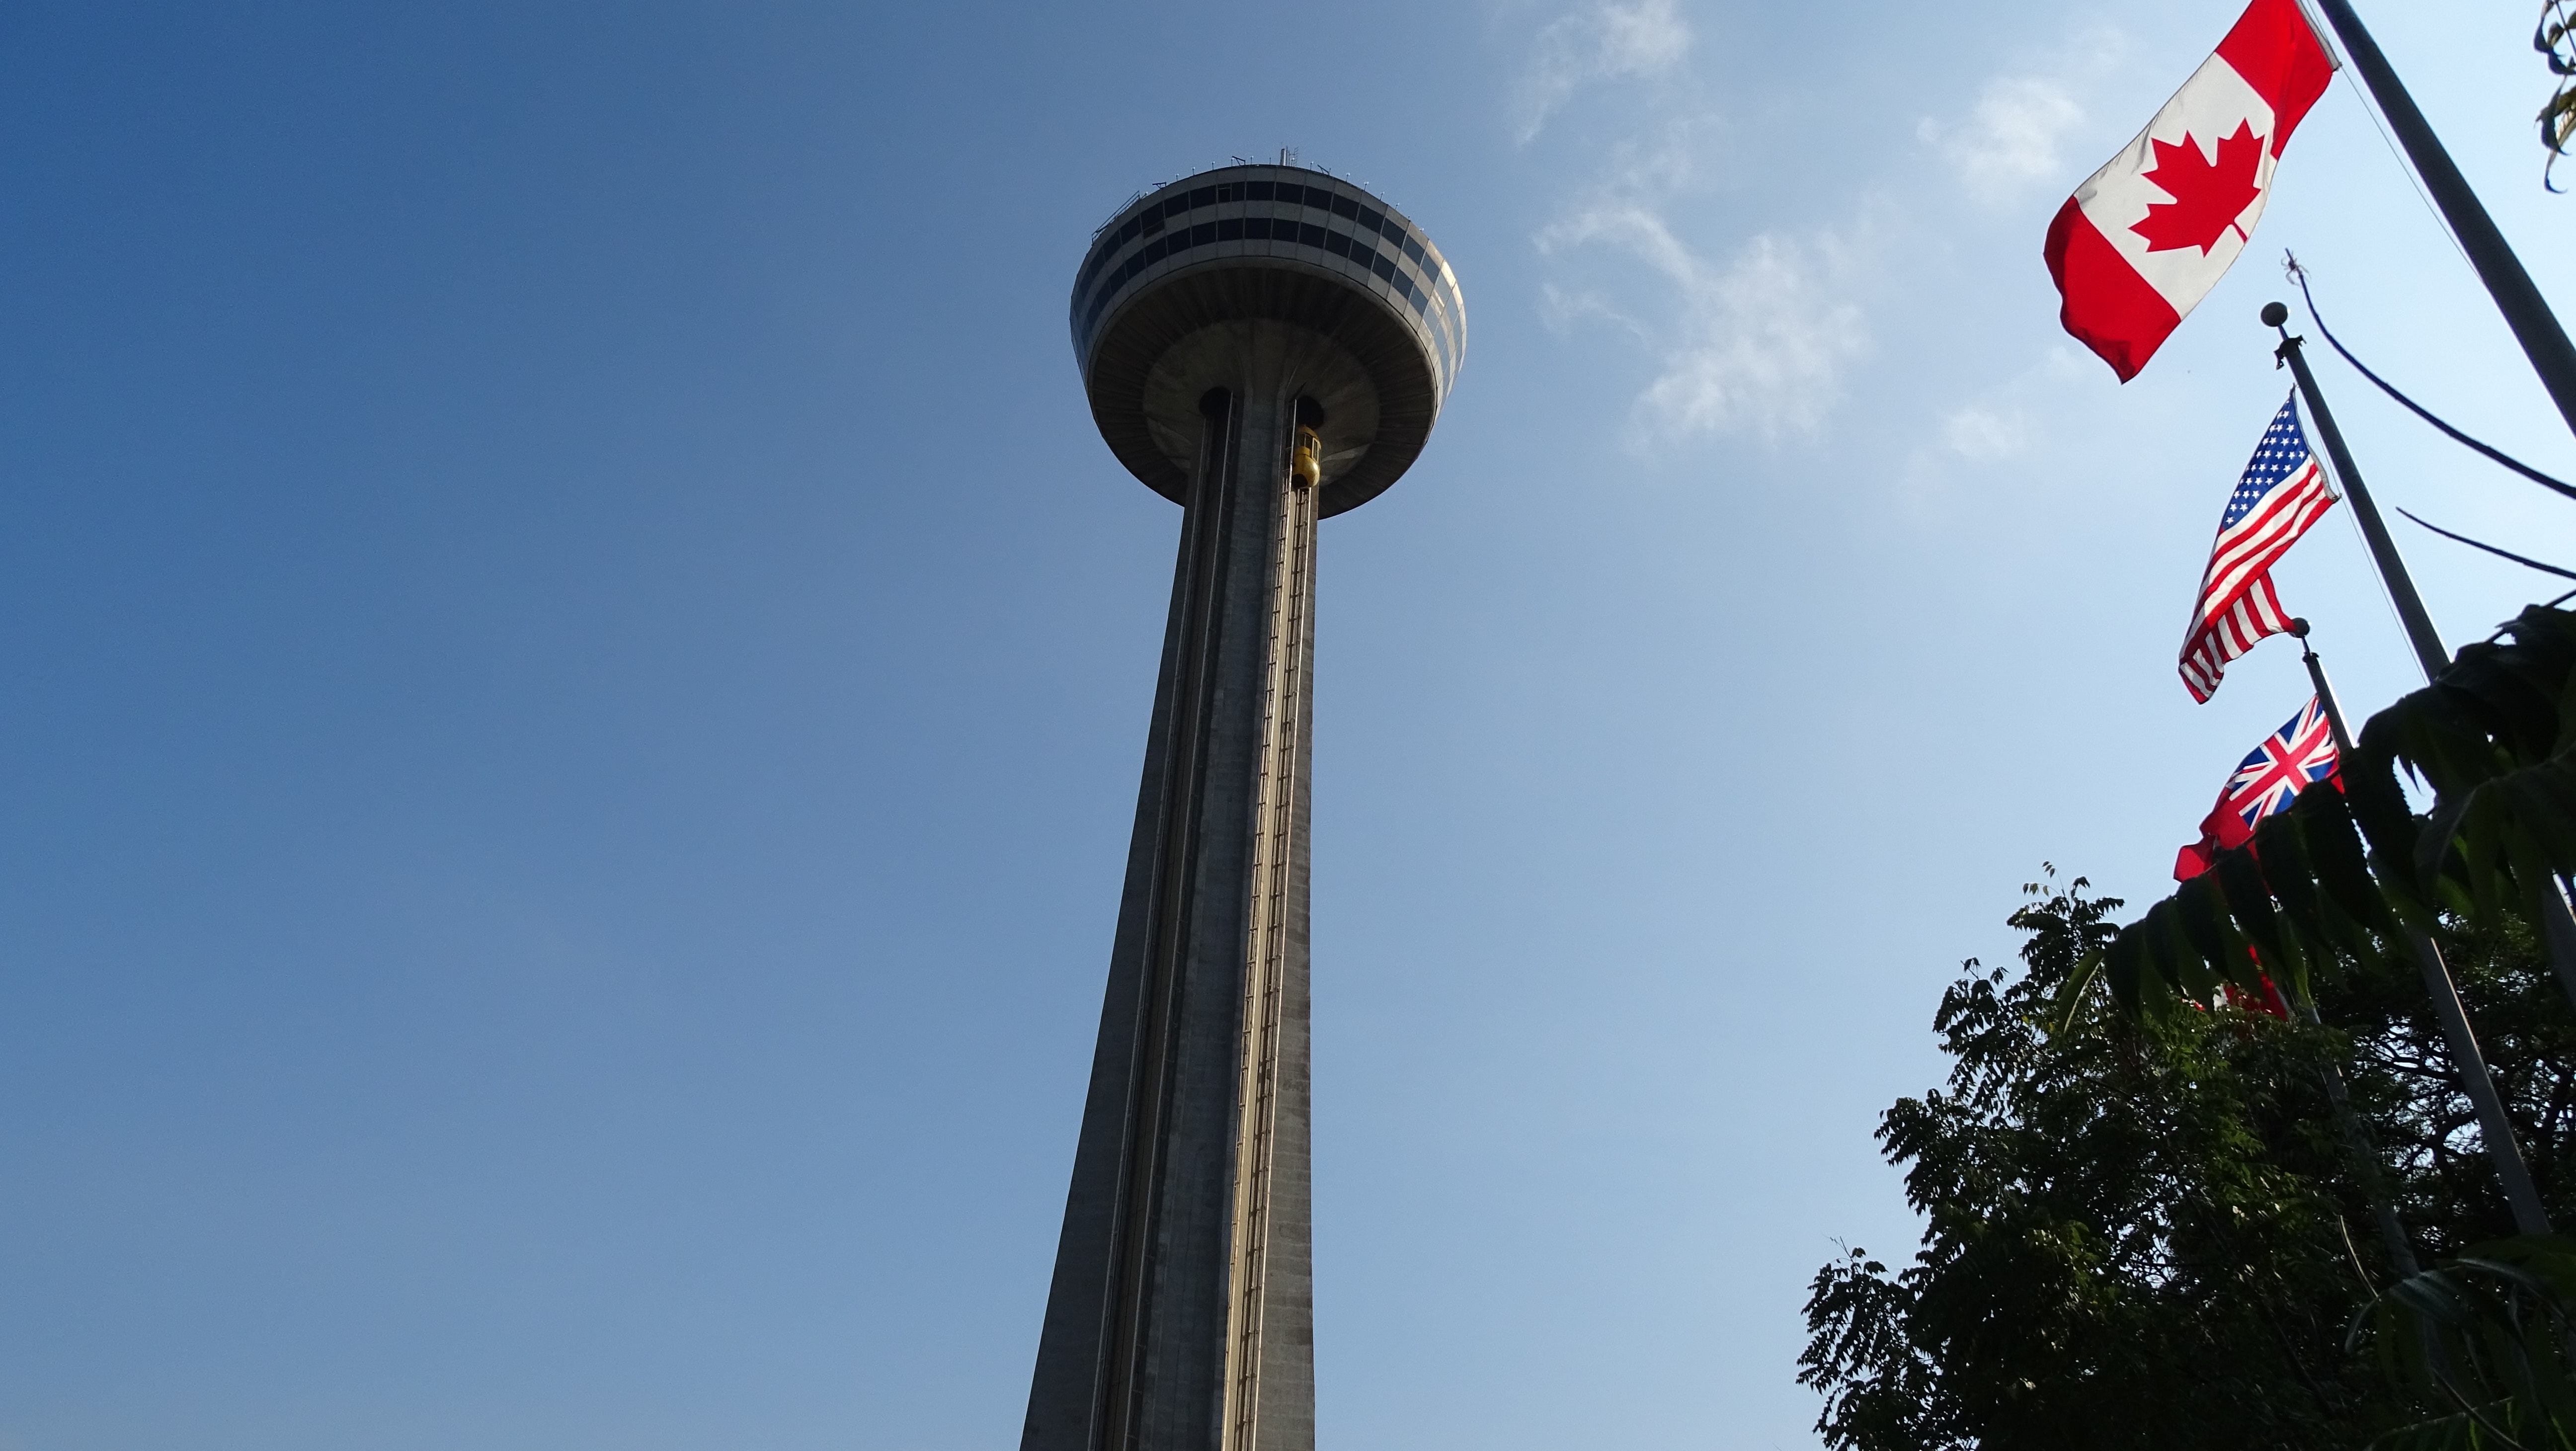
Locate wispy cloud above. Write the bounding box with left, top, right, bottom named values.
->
left=1938, top=403, right=2030, bottom=462
left=1537, top=282, right=1648, bottom=342
left=1539, top=193, right=1880, bottom=445
left=1918, top=78, right=2084, bottom=204
left=1520, top=12, right=2124, bottom=450
left=1896, top=346, right=2097, bottom=518
left=1515, top=0, right=1692, bottom=143
left=1520, top=11, right=1874, bottom=445
left=1917, top=29, right=2127, bottom=205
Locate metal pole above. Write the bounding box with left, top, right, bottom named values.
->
left=2546, top=879, right=2576, bottom=1014
left=2292, top=622, right=2362, bottom=758
left=2313, top=1040, right=2424, bottom=1273
left=2418, top=938, right=2552, bottom=1234
left=2270, top=308, right=2447, bottom=677
left=2291, top=615, right=2552, bottom=1234
left=2305, top=1004, right=2424, bottom=1274
left=2309, top=0, right=2576, bottom=441
left=2275, top=303, right=2576, bottom=1021
left=2295, top=1, right=2576, bottom=1027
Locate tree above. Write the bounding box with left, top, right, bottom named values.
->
left=2541, top=0, right=2574, bottom=188
left=1800, top=874, right=2576, bottom=1450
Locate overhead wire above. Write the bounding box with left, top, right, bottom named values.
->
left=2309, top=11, right=2476, bottom=271
left=2288, top=258, right=2576, bottom=503
left=2278, top=259, right=2576, bottom=634
left=2394, top=505, right=2576, bottom=580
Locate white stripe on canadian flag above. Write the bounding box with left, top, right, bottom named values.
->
left=2044, top=0, right=2334, bottom=381
left=2075, top=56, right=2281, bottom=307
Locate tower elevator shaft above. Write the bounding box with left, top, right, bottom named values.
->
left=1023, top=369, right=1321, bottom=1451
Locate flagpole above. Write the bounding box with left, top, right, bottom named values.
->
left=2268, top=302, right=2446, bottom=674
left=2287, top=626, right=2553, bottom=1236
left=2273, top=297, right=2576, bottom=1006
left=2272, top=625, right=2429, bottom=1272
left=2307, top=0, right=2576, bottom=441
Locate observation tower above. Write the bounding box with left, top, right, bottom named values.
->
left=1022, top=163, right=1465, bottom=1451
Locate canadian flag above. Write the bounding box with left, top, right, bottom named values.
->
left=2045, top=0, right=2335, bottom=381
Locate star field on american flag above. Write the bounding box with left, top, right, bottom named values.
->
left=2222, top=409, right=2313, bottom=528
left=2177, top=394, right=2339, bottom=703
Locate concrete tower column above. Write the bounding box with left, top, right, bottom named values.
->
left=1025, top=164, right=1464, bottom=1451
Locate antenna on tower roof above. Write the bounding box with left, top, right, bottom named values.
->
left=1279, top=146, right=1297, bottom=166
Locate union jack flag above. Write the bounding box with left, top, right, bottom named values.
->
left=2177, top=396, right=2338, bottom=702
left=2174, top=695, right=2340, bottom=880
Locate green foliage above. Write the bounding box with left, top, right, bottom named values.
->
left=1803, top=875, right=2400, bottom=1449
left=2105, top=606, right=2576, bottom=1015
left=1803, top=610, right=2576, bottom=1443
left=1803, top=878, right=2576, bottom=1449
left=2334, top=919, right=2576, bottom=1261
left=2543, top=1, right=2575, bottom=189
left=2348, top=1237, right=2576, bottom=1448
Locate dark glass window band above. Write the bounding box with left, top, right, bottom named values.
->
left=1099, top=180, right=1425, bottom=252
left=1079, top=268, right=1456, bottom=374
left=1079, top=228, right=1457, bottom=341
left=1080, top=211, right=1446, bottom=306
left=1079, top=257, right=1457, bottom=369
left=1085, top=197, right=1429, bottom=299
left=1075, top=179, right=1462, bottom=368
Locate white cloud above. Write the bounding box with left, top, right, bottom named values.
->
left=1520, top=0, right=1879, bottom=442
left=1635, top=231, right=1871, bottom=441
left=1516, top=0, right=1692, bottom=143
left=1916, top=29, right=2128, bottom=204
left=1537, top=282, right=1648, bottom=341
left=1939, top=404, right=2030, bottom=462
left=1539, top=202, right=1878, bottom=443
left=1895, top=349, right=2097, bottom=518
left=1918, top=77, right=2084, bottom=204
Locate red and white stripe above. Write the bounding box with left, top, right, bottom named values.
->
left=2180, top=575, right=2294, bottom=701
left=2178, top=455, right=2336, bottom=702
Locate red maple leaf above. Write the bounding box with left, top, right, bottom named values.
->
left=2129, top=120, right=2266, bottom=255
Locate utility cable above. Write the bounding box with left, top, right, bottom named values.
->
left=2314, top=17, right=2476, bottom=269
left=2395, top=504, right=2576, bottom=581
left=2289, top=257, right=2576, bottom=503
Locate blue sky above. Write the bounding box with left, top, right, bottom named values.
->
left=4, top=2, right=2572, bottom=1448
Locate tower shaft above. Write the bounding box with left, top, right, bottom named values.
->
left=1025, top=364, right=1317, bottom=1451
left=1039, top=158, right=1458, bottom=1451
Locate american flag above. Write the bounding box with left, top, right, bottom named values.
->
left=2177, top=396, right=2338, bottom=702
left=2173, top=695, right=2340, bottom=880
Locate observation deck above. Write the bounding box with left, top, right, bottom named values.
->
left=1070, top=164, right=1465, bottom=517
